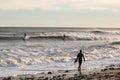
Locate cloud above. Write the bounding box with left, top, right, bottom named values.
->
left=0, top=0, right=59, bottom=10
left=0, top=0, right=120, bottom=12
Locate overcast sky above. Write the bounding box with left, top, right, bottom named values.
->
left=0, top=0, right=120, bottom=27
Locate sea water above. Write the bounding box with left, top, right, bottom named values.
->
left=0, top=27, right=120, bottom=77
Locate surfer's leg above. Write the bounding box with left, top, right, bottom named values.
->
left=78, top=61, right=82, bottom=75
left=78, top=65, right=80, bottom=71
left=79, top=66, right=81, bottom=75
left=78, top=66, right=81, bottom=75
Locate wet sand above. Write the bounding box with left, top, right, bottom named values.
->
left=1, top=65, right=120, bottom=80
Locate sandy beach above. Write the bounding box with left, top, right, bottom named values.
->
left=1, top=65, right=120, bottom=80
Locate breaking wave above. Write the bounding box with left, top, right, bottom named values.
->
left=0, top=29, right=120, bottom=41
left=1, top=28, right=120, bottom=77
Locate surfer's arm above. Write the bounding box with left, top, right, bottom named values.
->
left=74, top=54, right=79, bottom=63
left=74, top=58, right=78, bottom=63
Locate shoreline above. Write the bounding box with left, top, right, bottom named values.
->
left=1, top=65, right=120, bottom=80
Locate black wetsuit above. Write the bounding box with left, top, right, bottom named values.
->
left=77, top=53, right=83, bottom=68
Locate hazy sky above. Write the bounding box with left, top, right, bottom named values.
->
left=0, top=0, right=120, bottom=27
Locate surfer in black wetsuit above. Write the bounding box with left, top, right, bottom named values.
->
left=74, top=50, right=85, bottom=74
left=23, top=33, right=29, bottom=42
left=63, top=34, right=66, bottom=41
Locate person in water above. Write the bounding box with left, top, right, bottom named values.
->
left=74, top=50, right=85, bottom=74
left=23, top=33, right=29, bottom=42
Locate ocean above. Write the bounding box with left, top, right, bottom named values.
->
left=0, top=27, right=120, bottom=77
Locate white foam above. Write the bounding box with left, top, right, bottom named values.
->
left=0, top=30, right=120, bottom=77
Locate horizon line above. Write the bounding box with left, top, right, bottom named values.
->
left=0, top=26, right=120, bottom=29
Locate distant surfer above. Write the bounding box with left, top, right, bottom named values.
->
left=23, top=33, right=29, bottom=41
left=74, top=50, right=85, bottom=74
left=63, top=34, right=66, bottom=41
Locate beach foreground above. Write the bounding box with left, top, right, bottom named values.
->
left=1, top=65, right=120, bottom=80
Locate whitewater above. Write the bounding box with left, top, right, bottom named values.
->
left=0, top=28, right=120, bottom=77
